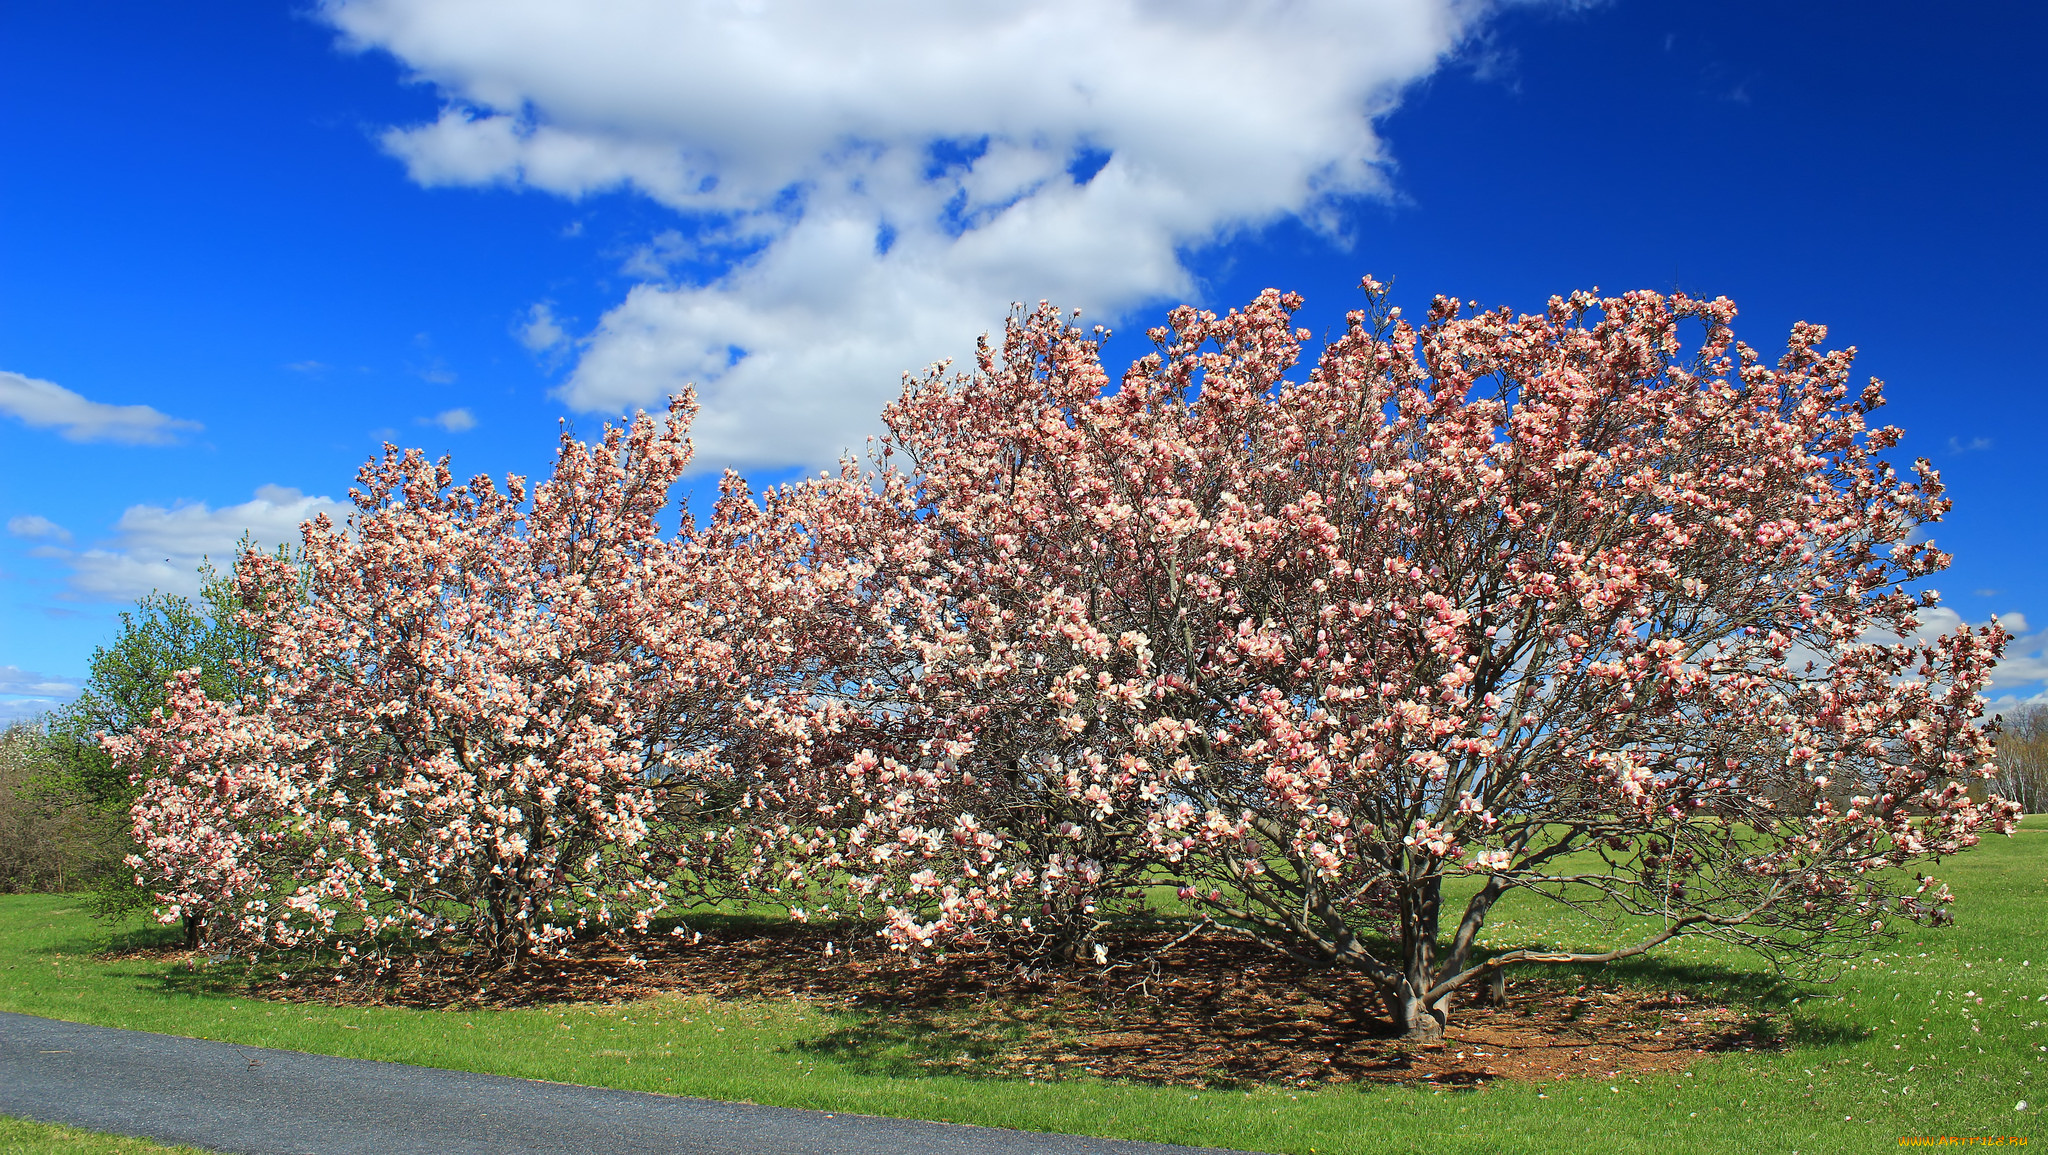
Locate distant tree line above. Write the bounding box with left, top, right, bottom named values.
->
left=1992, top=703, right=2048, bottom=815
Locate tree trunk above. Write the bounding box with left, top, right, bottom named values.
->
left=182, top=912, right=205, bottom=950
left=1386, top=976, right=1450, bottom=1040
left=1484, top=967, right=1507, bottom=1007
left=1388, top=871, right=1450, bottom=1040
left=478, top=872, right=525, bottom=973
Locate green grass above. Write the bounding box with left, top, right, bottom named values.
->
left=2, top=823, right=2043, bottom=1155
left=0, top=1116, right=210, bottom=1154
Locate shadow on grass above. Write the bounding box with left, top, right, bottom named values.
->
left=135, top=960, right=253, bottom=1001
left=19, top=917, right=185, bottom=988
left=1516, top=952, right=1873, bottom=1048
left=71, top=905, right=1836, bottom=1087
left=98, top=920, right=186, bottom=956
left=1534, top=952, right=1801, bottom=1006
left=783, top=930, right=1803, bottom=1090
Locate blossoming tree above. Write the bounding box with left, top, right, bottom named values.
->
left=116, top=669, right=316, bottom=949
left=116, top=396, right=776, bottom=969
left=110, top=272, right=2019, bottom=1037
left=854, top=280, right=2018, bottom=1038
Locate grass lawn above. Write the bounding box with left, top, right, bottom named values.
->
left=0, top=1116, right=206, bottom=1154
left=2, top=821, right=2042, bottom=1155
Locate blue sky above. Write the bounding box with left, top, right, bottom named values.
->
left=3, top=0, right=2044, bottom=721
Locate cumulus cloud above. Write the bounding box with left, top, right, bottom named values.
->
left=426, top=407, right=478, bottom=432
left=7, top=515, right=72, bottom=543
left=1889, top=607, right=2048, bottom=696
left=46, top=485, right=349, bottom=603
left=0, top=700, right=64, bottom=727
left=1988, top=689, right=2048, bottom=714
left=0, top=369, right=202, bottom=445
left=323, top=0, right=1512, bottom=469
left=0, top=666, right=79, bottom=698
left=518, top=302, right=568, bottom=352
left=0, top=666, right=83, bottom=726
left=1991, top=618, right=2048, bottom=694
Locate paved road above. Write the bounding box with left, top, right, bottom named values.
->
left=0, top=1012, right=1255, bottom=1155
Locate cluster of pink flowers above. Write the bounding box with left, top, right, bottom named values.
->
left=114, top=398, right=790, bottom=965
left=113, top=278, right=2021, bottom=1035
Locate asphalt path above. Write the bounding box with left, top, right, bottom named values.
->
left=0, top=1012, right=1258, bottom=1155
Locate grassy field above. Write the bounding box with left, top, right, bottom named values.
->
left=0, top=1117, right=206, bottom=1154
left=2, top=823, right=2042, bottom=1155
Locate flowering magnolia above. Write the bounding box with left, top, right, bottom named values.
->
left=830, top=279, right=2018, bottom=1038
left=111, top=273, right=2019, bottom=1040
left=691, top=462, right=1045, bottom=946
left=115, top=396, right=775, bottom=969
left=677, top=462, right=969, bottom=922
left=118, top=671, right=316, bottom=950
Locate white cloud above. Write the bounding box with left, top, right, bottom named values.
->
left=518, top=302, right=568, bottom=352
left=50, top=485, right=349, bottom=603
left=426, top=407, right=478, bottom=432
left=323, top=0, right=1515, bottom=470
left=1890, top=607, right=2048, bottom=694
left=7, top=515, right=72, bottom=543
left=618, top=230, right=695, bottom=281
left=1992, top=620, right=2048, bottom=692
left=0, top=369, right=202, bottom=446
left=0, top=698, right=65, bottom=727
left=0, top=666, right=79, bottom=697
left=1988, top=689, right=2048, bottom=714
left=0, top=665, right=82, bottom=726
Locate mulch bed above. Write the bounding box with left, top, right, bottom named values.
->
left=149, top=922, right=1782, bottom=1089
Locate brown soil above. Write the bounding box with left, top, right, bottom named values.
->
left=165, top=923, right=1784, bottom=1089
